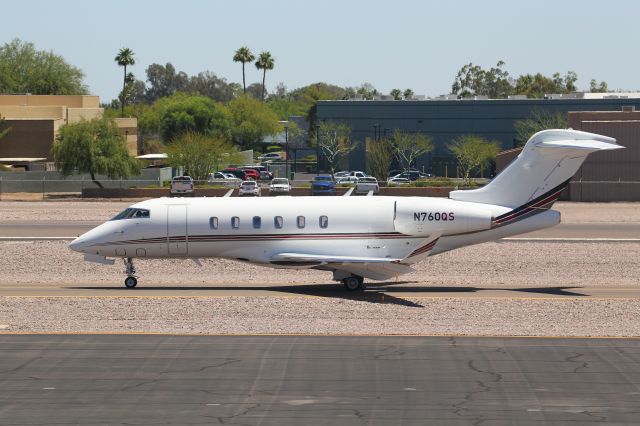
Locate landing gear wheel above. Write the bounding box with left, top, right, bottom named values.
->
left=343, top=276, right=364, bottom=291
left=124, top=276, right=137, bottom=288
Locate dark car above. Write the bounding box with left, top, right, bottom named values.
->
left=222, top=168, right=248, bottom=180
left=311, top=175, right=336, bottom=196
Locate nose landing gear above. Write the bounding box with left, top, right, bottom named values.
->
left=123, top=258, right=137, bottom=288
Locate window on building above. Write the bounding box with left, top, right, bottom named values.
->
left=297, top=216, right=305, bottom=229
left=253, top=216, right=261, bottom=229
left=231, top=216, right=240, bottom=229
left=319, top=215, right=328, bottom=228
left=274, top=216, right=283, bottom=229
left=209, top=217, right=218, bottom=229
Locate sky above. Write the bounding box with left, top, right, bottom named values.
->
left=2, top=0, right=639, bottom=102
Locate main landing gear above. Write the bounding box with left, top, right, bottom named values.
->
left=123, top=258, right=137, bottom=288
left=342, top=275, right=365, bottom=291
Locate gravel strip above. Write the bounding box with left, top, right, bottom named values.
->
left=1, top=296, right=639, bottom=336
left=1, top=240, right=638, bottom=287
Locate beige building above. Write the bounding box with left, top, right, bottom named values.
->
left=0, top=95, right=137, bottom=163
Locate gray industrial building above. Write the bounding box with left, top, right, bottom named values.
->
left=315, top=96, right=640, bottom=175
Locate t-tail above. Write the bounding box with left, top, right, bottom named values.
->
left=449, top=129, right=624, bottom=210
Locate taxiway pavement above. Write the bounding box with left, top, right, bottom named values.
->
left=0, top=334, right=638, bottom=425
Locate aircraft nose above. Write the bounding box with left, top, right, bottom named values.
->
left=69, top=236, right=87, bottom=253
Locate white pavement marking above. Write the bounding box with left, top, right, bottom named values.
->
left=0, top=237, right=75, bottom=241
left=503, top=237, right=640, bottom=242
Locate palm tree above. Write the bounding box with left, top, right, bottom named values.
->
left=233, top=47, right=255, bottom=94
left=255, top=51, right=274, bottom=101
left=114, top=48, right=135, bottom=115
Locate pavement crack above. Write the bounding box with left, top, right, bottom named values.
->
left=451, top=360, right=501, bottom=419
left=0, top=357, right=40, bottom=375
left=566, top=352, right=589, bottom=373
left=581, top=410, right=607, bottom=421
left=121, top=378, right=158, bottom=391
left=160, top=358, right=241, bottom=375
left=373, top=345, right=405, bottom=359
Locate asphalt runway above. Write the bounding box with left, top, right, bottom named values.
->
left=1, top=282, right=640, bottom=299
left=1, top=221, right=640, bottom=239
left=0, top=335, right=639, bottom=425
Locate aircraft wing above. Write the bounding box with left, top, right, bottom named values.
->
left=271, top=253, right=403, bottom=264
left=270, top=253, right=413, bottom=281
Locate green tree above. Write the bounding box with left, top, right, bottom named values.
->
left=390, top=89, right=402, bottom=100
left=52, top=117, right=140, bottom=188
left=448, top=135, right=499, bottom=185
left=451, top=61, right=513, bottom=98
left=255, top=51, right=275, bottom=101
left=159, top=95, right=231, bottom=142
left=0, top=114, right=11, bottom=141
left=403, top=88, right=414, bottom=99
left=390, top=130, right=434, bottom=170
left=0, top=38, right=87, bottom=95
left=228, top=95, right=280, bottom=149
left=367, top=136, right=393, bottom=180
left=513, top=109, right=568, bottom=146
left=590, top=79, right=609, bottom=93
left=514, top=71, right=578, bottom=98
left=167, top=132, right=241, bottom=181
left=317, top=122, right=355, bottom=178
left=233, top=46, right=255, bottom=94
left=114, top=47, right=135, bottom=116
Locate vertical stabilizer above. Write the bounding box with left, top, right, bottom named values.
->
left=449, top=129, right=623, bottom=208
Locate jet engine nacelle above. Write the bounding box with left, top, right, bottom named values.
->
left=394, top=198, right=493, bottom=236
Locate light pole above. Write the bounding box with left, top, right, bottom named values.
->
left=279, top=120, right=289, bottom=179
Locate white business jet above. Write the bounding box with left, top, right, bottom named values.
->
left=69, top=129, right=622, bottom=291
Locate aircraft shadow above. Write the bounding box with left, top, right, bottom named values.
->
left=71, top=284, right=587, bottom=308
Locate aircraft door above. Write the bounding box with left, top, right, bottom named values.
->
left=167, top=205, right=188, bottom=255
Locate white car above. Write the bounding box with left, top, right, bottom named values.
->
left=349, top=171, right=368, bottom=179
left=257, top=153, right=282, bottom=161
left=238, top=180, right=261, bottom=197
left=170, top=176, right=194, bottom=197
left=355, top=177, right=379, bottom=194
left=336, top=176, right=359, bottom=185
left=387, top=177, right=411, bottom=186
left=333, top=171, right=350, bottom=179
left=269, top=178, right=291, bottom=195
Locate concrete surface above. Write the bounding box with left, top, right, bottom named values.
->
left=0, top=335, right=639, bottom=425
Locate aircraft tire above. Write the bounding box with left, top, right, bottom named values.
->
left=342, top=276, right=363, bottom=291
left=124, top=277, right=138, bottom=288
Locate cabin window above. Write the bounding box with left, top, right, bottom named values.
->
left=209, top=217, right=218, bottom=229
left=253, top=216, right=261, bottom=229
left=297, top=215, right=306, bottom=228
left=319, top=215, right=328, bottom=228
left=274, top=216, right=283, bottom=229
left=231, top=216, right=240, bottom=229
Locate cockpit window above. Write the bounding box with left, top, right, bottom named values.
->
left=111, top=208, right=150, bottom=220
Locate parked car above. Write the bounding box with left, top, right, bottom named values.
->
left=333, top=171, right=350, bottom=179
left=269, top=178, right=291, bottom=195
left=387, top=177, right=411, bottom=186
left=239, top=180, right=261, bottom=196
left=348, top=171, right=368, bottom=179
left=336, top=176, right=359, bottom=185
left=207, top=172, right=242, bottom=187
left=391, top=170, right=430, bottom=181
left=222, top=168, right=248, bottom=180
left=355, top=177, right=379, bottom=194
left=240, top=166, right=273, bottom=181
left=239, top=168, right=260, bottom=180
left=257, top=153, right=282, bottom=161
left=170, top=176, right=194, bottom=197
left=311, top=175, right=336, bottom=195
